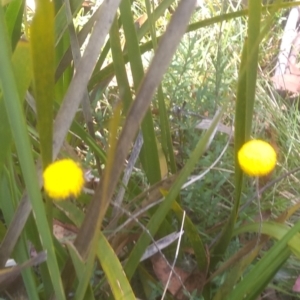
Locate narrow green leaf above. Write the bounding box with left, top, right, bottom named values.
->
left=234, top=222, right=300, bottom=258
left=211, top=39, right=248, bottom=269
left=157, top=87, right=177, bottom=174
left=54, top=0, right=84, bottom=44
left=109, top=16, right=132, bottom=114
left=4, top=0, right=24, bottom=50
left=0, top=99, right=11, bottom=174
left=245, top=1, right=261, bottom=138
left=227, top=219, right=300, bottom=300
left=0, top=7, right=66, bottom=299
left=120, top=0, right=161, bottom=184
left=66, top=243, right=96, bottom=300
left=172, top=201, right=208, bottom=272
left=12, top=41, right=32, bottom=100
left=0, top=40, right=32, bottom=174
left=138, top=0, right=175, bottom=41
left=56, top=3, right=108, bottom=81
left=73, top=241, right=98, bottom=300
left=55, top=31, right=71, bottom=103
left=30, top=0, right=55, bottom=168
left=97, top=233, right=136, bottom=300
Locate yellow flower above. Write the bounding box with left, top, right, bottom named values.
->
left=43, top=159, right=84, bottom=200
left=238, top=140, right=277, bottom=176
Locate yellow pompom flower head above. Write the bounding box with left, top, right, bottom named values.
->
left=238, top=140, right=277, bottom=176
left=43, top=159, right=84, bottom=200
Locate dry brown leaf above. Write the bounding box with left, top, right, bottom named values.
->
left=53, top=223, right=76, bottom=243
left=151, top=253, right=205, bottom=300
left=175, top=272, right=205, bottom=300
left=151, top=254, right=190, bottom=297
left=272, top=74, right=300, bottom=93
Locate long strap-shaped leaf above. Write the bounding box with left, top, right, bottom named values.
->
left=120, top=0, right=161, bottom=185
left=30, top=0, right=54, bottom=169
left=0, top=7, right=66, bottom=300
left=210, top=0, right=262, bottom=269
left=0, top=40, right=32, bottom=177
left=96, top=233, right=135, bottom=300
left=227, top=219, right=300, bottom=300
left=234, top=222, right=300, bottom=258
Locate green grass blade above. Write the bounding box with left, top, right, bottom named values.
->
left=125, top=107, right=224, bottom=279
left=109, top=16, right=133, bottom=114
left=12, top=41, right=32, bottom=101
left=73, top=240, right=98, bottom=300
left=54, top=31, right=70, bottom=103
left=0, top=98, right=11, bottom=174
left=97, top=232, right=136, bottom=300
left=234, top=38, right=248, bottom=201
left=66, top=243, right=96, bottom=300
left=144, top=0, right=156, bottom=47
left=30, top=0, right=54, bottom=168
left=0, top=7, right=65, bottom=299
left=211, top=39, right=248, bottom=269
left=137, top=0, right=175, bottom=41
left=172, top=201, right=208, bottom=272
left=157, top=86, right=177, bottom=174
left=145, top=0, right=177, bottom=174
left=234, top=222, right=300, bottom=258
left=25, top=215, right=56, bottom=298
left=232, top=248, right=290, bottom=300
left=0, top=40, right=32, bottom=174
left=54, top=0, right=84, bottom=44
left=15, top=239, right=40, bottom=300
left=245, top=1, right=261, bottom=138
left=227, top=219, right=300, bottom=300
left=120, top=0, right=161, bottom=184
left=56, top=4, right=110, bottom=81
left=4, top=0, right=24, bottom=50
